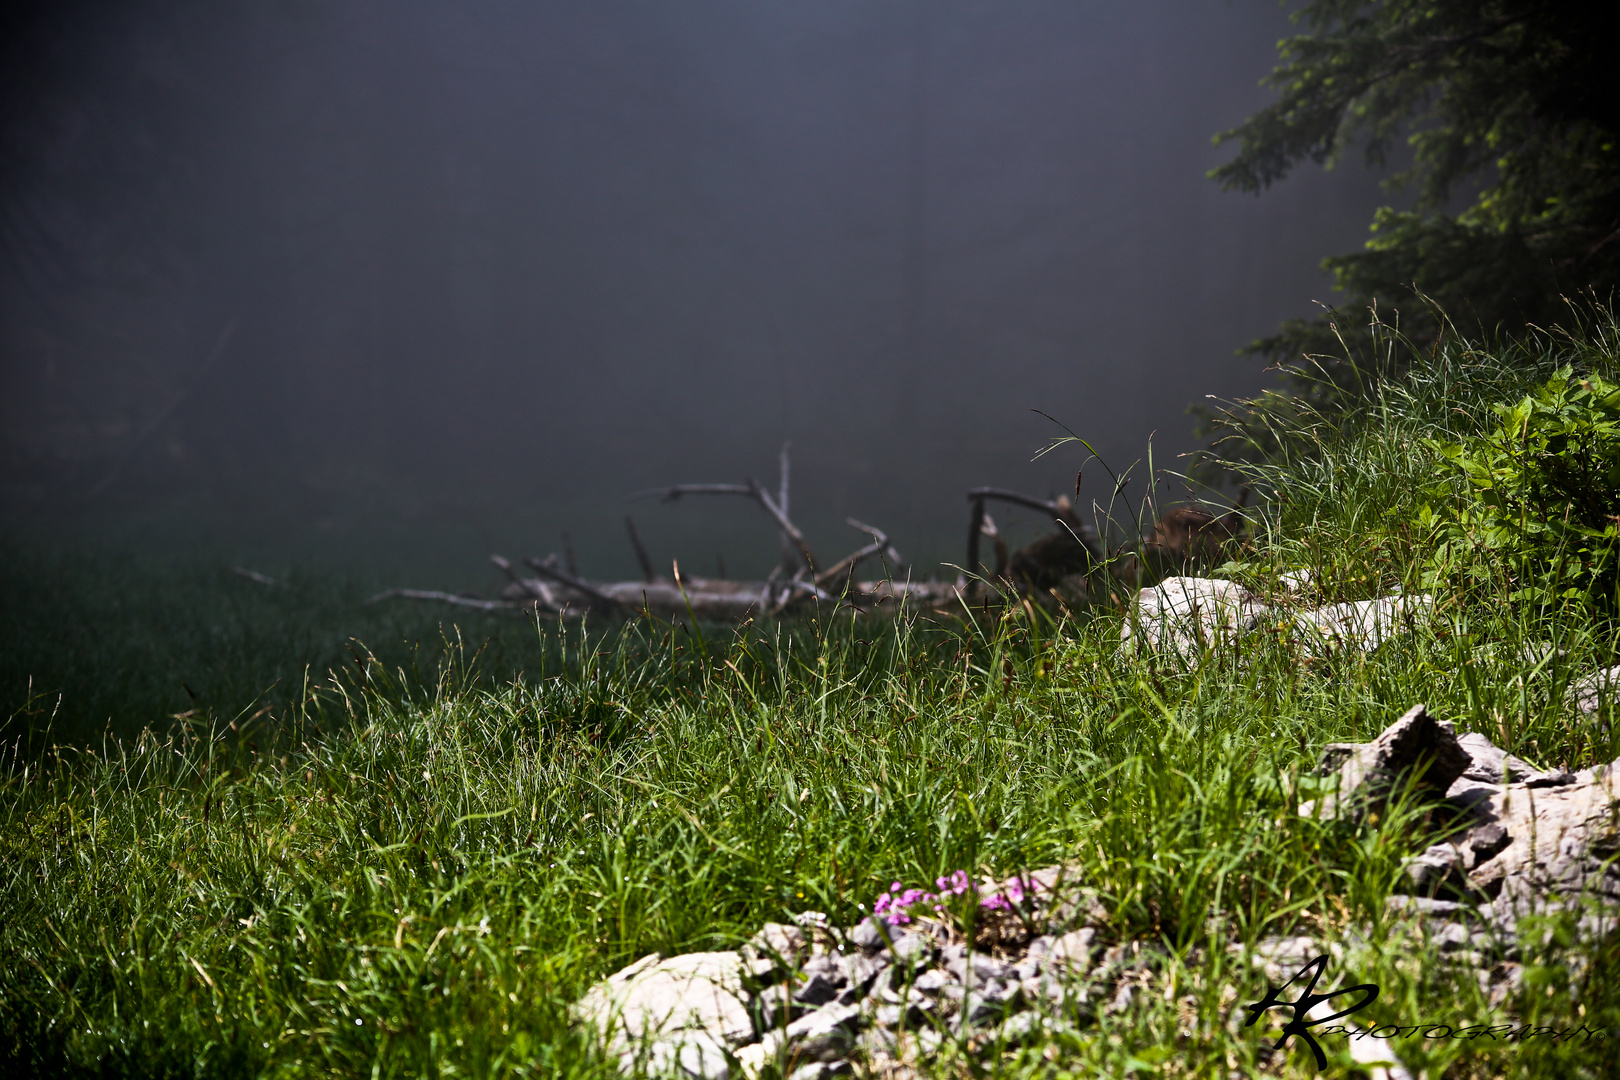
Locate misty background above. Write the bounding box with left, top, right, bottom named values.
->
left=2, top=0, right=1394, bottom=588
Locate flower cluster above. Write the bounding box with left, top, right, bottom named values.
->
left=871, top=870, right=1036, bottom=924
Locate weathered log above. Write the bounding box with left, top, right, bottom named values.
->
left=367, top=588, right=520, bottom=613
left=522, top=555, right=637, bottom=613
left=490, top=554, right=556, bottom=607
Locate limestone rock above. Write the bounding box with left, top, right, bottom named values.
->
left=1455, top=732, right=1554, bottom=785
left=783, top=1002, right=861, bottom=1062
left=1291, top=594, right=1432, bottom=657
left=574, top=951, right=755, bottom=1053
left=1299, top=704, right=1471, bottom=821
left=1118, top=576, right=1268, bottom=659
left=1464, top=763, right=1620, bottom=920
left=745, top=922, right=808, bottom=966
left=644, top=1032, right=733, bottom=1080
left=1569, top=664, right=1620, bottom=718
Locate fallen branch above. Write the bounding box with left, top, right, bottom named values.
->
left=624, top=515, right=657, bottom=583
left=489, top=555, right=555, bottom=607
left=746, top=477, right=817, bottom=573
left=368, top=589, right=518, bottom=613
left=522, top=556, right=637, bottom=613
left=628, top=483, right=753, bottom=503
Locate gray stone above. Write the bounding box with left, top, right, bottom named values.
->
left=1569, top=664, right=1620, bottom=718
left=784, top=1002, right=861, bottom=1063
left=644, top=1031, right=733, bottom=1080
left=849, top=918, right=891, bottom=952
left=1118, top=576, right=1269, bottom=659
left=1043, top=927, right=1097, bottom=973
left=1402, top=843, right=1473, bottom=896
left=742, top=958, right=779, bottom=983
left=786, top=1062, right=851, bottom=1080
left=1469, top=822, right=1511, bottom=860
left=855, top=1026, right=897, bottom=1057
left=846, top=951, right=888, bottom=992
left=890, top=932, right=934, bottom=966
left=994, top=1011, right=1044, bottom=1045
left=909, top=968, right=951, bottom=996
left=1464, top=764, right=1620, bottom=917
left=1431, top=921, right=1472, bottom=952
left=1019, top=974, right=1067, bottom=1006
left=943, top=950, right=1013, bottom=989
left=1384, top=895, right=1464, bottom=916
left=1299, top=704, right=1471, bottom=821
left=790, top=911, right=840, bottom=952
left=793, top=971, right=842, bottom=1007
left=746, top=923, right=807, bottom=966
left=867, top=1001, right=927, bottom=1028
left=574, top=951, right=755, bottom=1054
left=1291, top=594, right=1432, bottom=658
left=953, top=987, right=1013, bottom=1029
left=1456, top=732, right=1549, bottom=785
left=756, top=985, right=805, bottom=1031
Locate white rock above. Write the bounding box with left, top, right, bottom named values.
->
left=1455, top=731, right=1549, bottom=784
left=1569, top=664, right=1620, bottom=717
left=732, top=1034, right=780, bottom=1080
left=1343, top=1027, right=1416, bottom=1080
left=1118, top=577, right=1269, bottom=659
left=645, top=1031, right=733, bottom=1080
left=1291, top=594, right=1431, bottom=657
left=1043, top=927, right=1096, bottom=972
left=1277, top=568, right=1316, bottom=595
left=574, top=951, right=754, bottom=1054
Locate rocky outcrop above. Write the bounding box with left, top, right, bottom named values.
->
left=576, top=705, right=1619, bottom=1078
left=1118, top=577, right=1269, bottom=659
left=1295, top=703, right=1620, bottom=1011
left=1120, top=575, right=1433, bottom=660
left=573, top=951, right=756, bottom=1076
left=1297, top=704, right=1471, bottom=821
left=1290, top=593, right=1433, bottom=659
left=1569, top=664, right=1620, bottom=722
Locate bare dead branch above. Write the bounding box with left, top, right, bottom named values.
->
left=489, top=554, right=554, bottom=607
left=624, top=515, right=656, bottom=583
left=627, top=483, right=753, bottom=503
left=845, top=517, right=907, bottom=576
left=368, top=589, right=518, bottom=612
left=522, top=556, right=636, bottom=612
left=747, top=477, right=816, bottom=573
left=778, top=442, right=795, bottom=573
left=966, top=487, right=1066, bottom=517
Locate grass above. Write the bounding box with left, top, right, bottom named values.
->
left=0, top=550, right=547, bottom=748
left=6, top=312, right=1620, bottom=1077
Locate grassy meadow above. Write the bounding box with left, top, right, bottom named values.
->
left=6, top=316, right=1620, bottom=1078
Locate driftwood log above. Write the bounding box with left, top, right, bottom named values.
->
left=369, top=447, right=1243, bottom=622
left=373, top=445, right=962, bottom=620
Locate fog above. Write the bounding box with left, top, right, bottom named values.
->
left=1, top=1, right=1391, bottom=583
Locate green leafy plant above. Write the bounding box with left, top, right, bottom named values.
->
left=1424, top=366, right=1620, bottom=609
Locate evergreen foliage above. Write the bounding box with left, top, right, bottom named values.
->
left=1213, top=0, right=1620, bottom=386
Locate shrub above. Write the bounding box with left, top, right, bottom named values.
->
left=1423, top=366, right=1620, bottom=610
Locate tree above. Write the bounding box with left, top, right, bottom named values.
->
left=1213, top=0, right=1620, bottom=386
